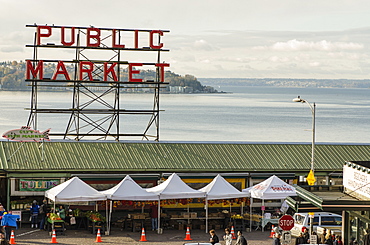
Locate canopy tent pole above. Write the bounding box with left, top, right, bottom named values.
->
left=187, top=201, right=190, bottom=226
left=250, top=198, right=252, bottom=232
left=108, top=200, right=112, bottom=235
left=262, top=199, right=265, bottom=232
left=105, top=200, right=109, bottom=235
left=157, top=198, right=161, bottom=234
left=205, top=199, right=208, bottom=233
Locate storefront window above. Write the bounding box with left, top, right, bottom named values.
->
left=315, top=176, right=327, bottom=185
left=330, top=176, right=343, bottom=185
left=358, top=219, right=367, bottom=245
left=349, top=215, right=358, bottom=244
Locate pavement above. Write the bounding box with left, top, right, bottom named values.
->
left=9, top=227, right=276, bottom=245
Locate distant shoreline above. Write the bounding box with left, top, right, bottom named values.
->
left=199, top=77, right=370, bottom=89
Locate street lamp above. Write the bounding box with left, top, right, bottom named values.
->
left=292, top=96, right=316, bottom=173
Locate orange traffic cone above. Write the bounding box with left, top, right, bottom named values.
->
left=139, top=227, right=147, bottom=242
left=269, top=225, right=275, bottom=238
left=50, top=229, right=58, bottom=243
left=9, top=230, right=16, bottom=244
left=184, top=226, right=192, bottom=241
left=231, top=226, right=237, bottom=239
left=95, top=228, right=102, bottom=243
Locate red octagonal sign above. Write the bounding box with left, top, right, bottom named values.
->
left=279, top=215, right=294, bottom=230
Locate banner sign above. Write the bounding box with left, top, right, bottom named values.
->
left=19, top=179, right=59, bottom=192
left=2, top=126, right=50, bottom=142
left=343, top=164, right=370, bottom=199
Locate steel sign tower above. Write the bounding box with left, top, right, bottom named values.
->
left=25, top=24, right=170, bottom=141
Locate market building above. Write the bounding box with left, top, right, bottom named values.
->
left=0, top=140, right=370, bottom=234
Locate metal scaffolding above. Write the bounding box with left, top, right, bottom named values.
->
left=25, top=25, right=169, bottom=141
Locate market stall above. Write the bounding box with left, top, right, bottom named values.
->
left=100, top=175, right=158, bottom=234
left=44, top=177, right=108, bottom=235
left=146, top=173, right=206, bottom=234
left=242, top=175, right=297, bottom=231
left=199, top=174, right=250, bottom=232
left=47, top=213, right=65, bottom=235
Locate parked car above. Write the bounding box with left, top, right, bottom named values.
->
left=291, top=212, right=342, bottom=237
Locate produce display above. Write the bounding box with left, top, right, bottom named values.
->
left=72, top=208, right=83, bottom=217
left=48, top=208, right=106, bottom=223
left=85, top=211, right=106, bottom=223
left=49, top=213, right=62, bottom=220
left=231, top=214, right=243, bottom=219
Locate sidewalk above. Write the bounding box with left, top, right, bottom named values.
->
left=10, top=227, right=275, bottom=245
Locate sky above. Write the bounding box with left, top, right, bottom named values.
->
left=1, top=0, right=370, bottom=79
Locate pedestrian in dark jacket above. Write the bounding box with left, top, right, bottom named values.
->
left=273, top=233, right=281, bottom=245
left=235, top=230, right=248, bottom=245
left=296, top=232, right=306, bottom=245
left=302, top=228, right=309, bottom=243
left=39, top=199, right=49, bottom=230
left=30, top=200, right=39, bottom=228
left=209, top=229, right=219, bottom=245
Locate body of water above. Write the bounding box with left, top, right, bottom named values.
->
left=0, top=86, right=369, bottom=143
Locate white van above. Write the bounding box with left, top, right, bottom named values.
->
left=291, top=212, right=342, bottom=237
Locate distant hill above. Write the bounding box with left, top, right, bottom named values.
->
left=199, top=78, right=370, bottom=89
left=0, top=61, right=217, bottom=93
left=2, top=61, right=369, bottom=90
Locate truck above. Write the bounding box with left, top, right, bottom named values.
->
left=291, top=212, right=342, bottom=237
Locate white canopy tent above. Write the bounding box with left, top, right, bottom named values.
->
left=100, top=175, right=159, bottom=234
left=45, top=176, right=107, bottom=202
left=242, top=175, right=297, bottom=231
left=45, top=177, right=108, bottom=233
left=146, top=173, right=206, bottom=233
left=199, top=174, right=250, bottom=232
left=101, top=175, right=158, bottom=201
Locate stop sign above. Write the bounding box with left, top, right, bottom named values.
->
left=279, top=215, right=294, bottom=230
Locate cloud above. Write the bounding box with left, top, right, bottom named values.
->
left=193, top=39, right=217, bottom=51
left=309, top=62, right=321, bottom=67
left=0, top=46, right=24, bottom=53
left=269, top=56, right=290, bottom=62
left=271, top=39, right=364, bottom=51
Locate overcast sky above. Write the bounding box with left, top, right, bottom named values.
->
left=1, top=0, right=370, bottom=79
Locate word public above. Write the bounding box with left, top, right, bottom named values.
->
left=36, top=25, right=166, bottom=49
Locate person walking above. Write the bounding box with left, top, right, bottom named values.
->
left=235, top=230, right=248, bottom=245
left=324, top=230, right=333, bottom=245
left=302, top=228, right=309, bottom=243
left=334, top=235, right=343, bottom=245
left=296, top=232, right=306, bottom=245
left=273, top=233, right=281, bottom=245
left=39, top=199, right=49, bottom=230
left=150, top=204, right=158, bottom=231
left=209, top=229, right=220, bottom=245
left=1, top=212, right=20, bottom=242
left=319, top=228, right=328, bottom=244
left=30, top=200, right=39, bottom=228
left=223, top=228, right=233, bottom=245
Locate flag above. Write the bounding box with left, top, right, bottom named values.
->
left=307, top=169, right=316, bottom=185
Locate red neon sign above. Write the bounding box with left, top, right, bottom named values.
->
left=28, top=25, right=170, bottom=83
left=35, top=25, right=166, bottom=50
